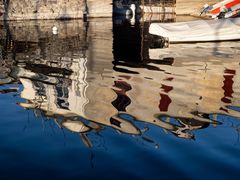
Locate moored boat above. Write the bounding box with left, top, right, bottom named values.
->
left=149, top=17, right=240, bottom=43
left=201, top=0, right=240, bottom=18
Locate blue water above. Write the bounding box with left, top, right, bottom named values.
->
left=1, top=18, right=240, bottom=179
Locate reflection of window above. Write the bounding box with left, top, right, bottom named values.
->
left=110, top=117, right=121, bottom=128
left=55, top=79, right=69, bottom=110
left=221, top=69, right=235, bottom=104
left=33, top=81, right=46, bottom=96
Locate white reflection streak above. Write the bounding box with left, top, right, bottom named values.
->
left=69, top=57, right=89, bottom=115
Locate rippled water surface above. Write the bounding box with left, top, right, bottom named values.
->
left=1, top=17, right=240, bottom=179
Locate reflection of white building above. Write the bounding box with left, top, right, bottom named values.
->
left=16, top=56, right=140, bottom=135
left=18, top=56, right=88, bottom=117
left=10, top=19, right=140, bottom=135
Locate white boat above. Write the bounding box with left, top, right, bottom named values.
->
left=149, top=17, right=240, bottom=43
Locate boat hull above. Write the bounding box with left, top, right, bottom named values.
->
left=149, top=18, right=240, bottom=43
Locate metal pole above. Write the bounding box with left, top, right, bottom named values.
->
left=83, top=0, right=88, bottom=22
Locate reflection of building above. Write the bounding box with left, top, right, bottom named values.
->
left=111, top=42, right=240, bottom=132
left=111, top=20, right=240, bottom=138
left=6, top=20, right=140, bottom=138
left=0, top=59, right=15, bottom=86
left=16, top=56, right=88, bottom=116
left=2, top=18, right=240, bottom=145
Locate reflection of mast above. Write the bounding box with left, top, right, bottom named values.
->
left=2, top=20, right=15, bottom=61
left=0, top=44, right=2, bottom=61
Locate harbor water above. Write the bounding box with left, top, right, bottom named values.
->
left=0, top=17, right=240, bottom=179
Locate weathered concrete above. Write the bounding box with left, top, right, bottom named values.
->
left=88, top=0, right=112, bottom=18
left=1, top=0, right=112, bottom=20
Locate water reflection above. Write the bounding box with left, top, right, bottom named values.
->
left=1, top=17, right=240, bottom=149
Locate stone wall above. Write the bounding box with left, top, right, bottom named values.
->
left=1, top=0, right=112, bottom=20
left=0, top=0, right=224, bottom=20
left=88, top=0, right=112, bottom=18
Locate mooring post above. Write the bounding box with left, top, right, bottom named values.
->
left=83, top=0, right=88, bottom=22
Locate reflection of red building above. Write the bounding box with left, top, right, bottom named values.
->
left=110, top=48, right=240, bottom=138
left=221, top=69, right=235, bottom=104
left=148, top=42, right=240, bottom=119
left=159, top=84, right=173, bottom=112
left=112, top=80, right=132, bottom=111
